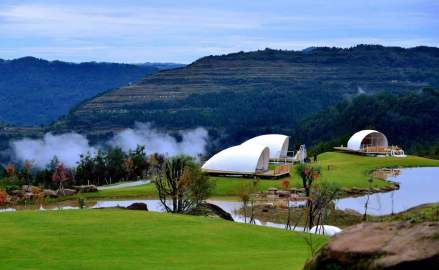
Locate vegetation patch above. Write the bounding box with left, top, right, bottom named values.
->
left=0, top=209, right=327, bottom=270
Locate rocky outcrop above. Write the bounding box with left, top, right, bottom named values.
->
left=189, top=203, right=234, bottom=221
left=72, top=185, right=98, bottom=193
left=57, top=189, right=78, bottom=196
left=304, top=221, right=439, bottom=270
left=126, top=203, right=148, bottom=211
left=43, top=189, right=58, bottom=198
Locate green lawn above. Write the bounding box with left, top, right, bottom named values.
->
left=308, top=152, right=439, bottom=188
left=58, top=152, right=439, bottom=200
left=0, top=209, right=326, bottom=270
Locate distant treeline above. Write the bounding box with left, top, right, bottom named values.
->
left=0, top=57, right=160, bottom=125
left=293, top=88, right=439, bottom=158
left=0, top=146, right=162, bottom=191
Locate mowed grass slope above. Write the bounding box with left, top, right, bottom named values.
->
left=0, top=209, right=326, bottom=270
left=309, top=152, right=439, bottom=188
left=58, top=152, right=439, bottom=200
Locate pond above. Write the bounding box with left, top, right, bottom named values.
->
left=2, top=167, right=438, bottom=230
left=92, top=199, right=305, bottom=230
left=336, top=167, right=439, bottom=215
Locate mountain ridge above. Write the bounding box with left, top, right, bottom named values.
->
left=54, top=45, right=439, bottom=150
left=0, top=57, right=182, bottom=125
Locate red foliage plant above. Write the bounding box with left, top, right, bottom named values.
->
left=52, top=163, right=68, bottom=184
left=5, top=163, right=15, bottom=177
left=0, top=189, right=7, bottom=206
left=281, top=179, right=290, bottom=190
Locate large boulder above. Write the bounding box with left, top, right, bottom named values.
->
left=304, top=221, right=439, bottom=270
left=126, top=203, right=148, bottom=211
left=189, top=203, right=234, bottom=221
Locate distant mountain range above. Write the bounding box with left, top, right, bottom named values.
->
left=135, top=62, right=186, bottom=70
left=0, top=57, right=183, bottom=125
left=53, top=45, right=439, bottom=150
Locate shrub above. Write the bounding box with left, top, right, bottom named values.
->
left=0, top=189, right=7, bottom=206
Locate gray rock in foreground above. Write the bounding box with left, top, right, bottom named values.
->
left=189, top=203, right=234, bottom=221
left=304, top=221, right=439, bottom=270
left=126, top=203, right=148, bottom=211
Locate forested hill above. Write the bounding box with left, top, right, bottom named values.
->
left=0, top=57, right=174, bottom=125
left=54, top=45, right=439, bottom=149
left=293, top=88, right=439, bottom=158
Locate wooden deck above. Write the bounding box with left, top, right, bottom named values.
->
left=255, top=170, right=290, bottom=178
left=333, top=147, right=387, bottom=155
left=203, top=165, right=290, bottom=179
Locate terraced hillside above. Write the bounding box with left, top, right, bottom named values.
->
left=55, top=45, right=439, bottom=148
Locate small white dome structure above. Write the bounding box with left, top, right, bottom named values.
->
left=201, top=145, right=270, bottom=174
left=347, top=130, right=388, bottom=151
left=241, top=134, right=289, bottom=159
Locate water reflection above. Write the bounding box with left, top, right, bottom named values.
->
left=336, top=167, right=439, bottom=215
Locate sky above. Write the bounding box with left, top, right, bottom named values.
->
left=0, top=0, right=438, bottom=63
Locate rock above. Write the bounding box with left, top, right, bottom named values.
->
left=43, top=189, right=58, bottom=198
left=22, top=185, right=33, bottom=192
left=10, top=190, right=25, bottom=198
left=267, top=187, right=278, bottom=195
left=277, top=190, right=290, bottom=198
left=23, top=192, right=34, bottom=200
left=188, top=203, right=234, bottom=221
left=304, top=221, right=439, bottom=270
left=343, top=208, right=362, bottom=216
left=72, top=185, right=98, bottom=193
left=57, top=189, right=77, bottom=196
left=288, top=187, right=304, bottom=193
left=266, top=194, right=278, bottom=200
left=126, top=203, right=148, bottom=211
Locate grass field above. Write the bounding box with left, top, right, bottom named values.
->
left=308, top=152, right=439, bottom=188
left=0, top=209, right=326, bottom=270
left=210, top=152, right=439, bottom=194
left=56, top=152, right=439, bottom=200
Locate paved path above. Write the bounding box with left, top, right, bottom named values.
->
left=98, top=179, right=150, bottom=190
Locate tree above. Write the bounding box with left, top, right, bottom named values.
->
left=154, top=155, right=212, bottom=213
left=149, top=153, right=165, bottom=175
left=75, top=153, right=95, bottom=185
left=237, top=180, right=258, bottom=224
left=127, top=145, right=149, bottom=179
left=23, top=160, right=33, bottom=186
left=5, top=163, right=15, bottom=178
left=0, top=189, right=7, bottom=207
left=295, top=164, right=321, bottom=230
left=52, top=163, right=69, bottom=194
left=307, top=182, right=340, bottom=232
left=105, top=147, right=127, bottom=183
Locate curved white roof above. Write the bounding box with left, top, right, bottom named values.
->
left=202, top=145, right=269, bottom=174
left=241, top=134, right=289, bottom=159
left=347, top=130, right=388, bottom=150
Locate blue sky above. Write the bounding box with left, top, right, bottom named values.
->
left=0, top=0, right=438, bottom=63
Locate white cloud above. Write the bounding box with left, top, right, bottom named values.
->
left=0, top=1, right=437, bottom=63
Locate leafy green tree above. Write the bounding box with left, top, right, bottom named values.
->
left=154, top=155, right=212, bottom=213
left=105, top=147, right=127, bottom=183
left=295, top=164, right=321, bottom=230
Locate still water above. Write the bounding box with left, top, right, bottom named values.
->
left=336, top=167, right=439, bottom=215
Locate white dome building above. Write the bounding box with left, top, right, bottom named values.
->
left=347, top=130, right=388, bottom=151
left=241, top=134, right=289, bottom=159
left=201, top=145, right=270, bottom=175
